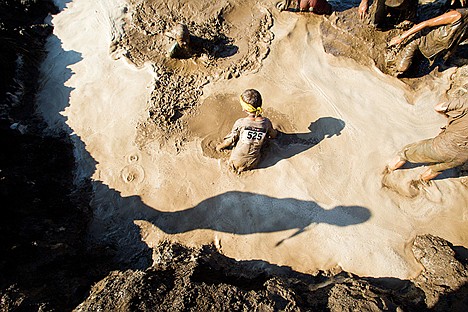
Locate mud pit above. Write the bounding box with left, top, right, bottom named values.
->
left=117, top=0, right=274, bottom=140
left=37, top=0, right=468, bottom=283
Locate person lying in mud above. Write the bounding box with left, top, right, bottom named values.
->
left=216, top=89, right=278, bottom=174
left=388, top=8, right=468, bottom=75
left=386, top=95, right=468, bottom=184
left=358, top=0, right=418, bottom=29
left=166, top=24, right=193, bottom=59
left=277, top=0, right=332, bottom=15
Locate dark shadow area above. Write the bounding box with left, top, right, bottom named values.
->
left=430, top=282, right=468, bottom=311
left=362, top=276, right=427, bottom=308
left=329, top=0, right=359, bottom=12
left=0, top=2, right=150, bottom=310
left=452, top=244, right=468, bottom=264
left=258, top=116, right=345, bottom=169
left=0, top=0, right=58, bottom=116
left=137, top=191, right=370, bottom=239
left=36, top=34, right=82, bottom=133
left=175, top=35, right=238, bottom=60
left=397, top=51, right=436, bottom=79
left=397, top=51, right=468, bottom=79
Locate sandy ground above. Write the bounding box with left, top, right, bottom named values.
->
left=37, top=0, right=468, bottom=279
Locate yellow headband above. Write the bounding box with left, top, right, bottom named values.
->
left=240, top=96, right=262, bottom=116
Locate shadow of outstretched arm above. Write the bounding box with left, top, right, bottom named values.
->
left=138, top=191, right=370, bottom=242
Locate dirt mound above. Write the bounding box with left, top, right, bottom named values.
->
left=76, top=235, right=468, bottom=311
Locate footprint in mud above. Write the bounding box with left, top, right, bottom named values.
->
left=121, top=164, right=145, bottom=184
left=127, top=153, right=140, bottom=163
left=381, top=169, right=442, bottom=203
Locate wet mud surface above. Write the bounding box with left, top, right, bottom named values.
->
left=117, top=0, right=274, bottom=146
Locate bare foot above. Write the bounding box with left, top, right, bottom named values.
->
left=387, top=156, right=406, bottom=171
left=420, top=168, right=439, bottom=182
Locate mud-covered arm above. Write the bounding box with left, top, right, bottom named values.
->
left=216, top=122, right=241, bottom=151
left=389, top=10, right=462, bottom=46
left=268, top=120, right=278, bottom=139
left=358, top=0, right=369, bottom=19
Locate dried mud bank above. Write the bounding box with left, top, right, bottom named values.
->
left=77, top=235, right=468, bottom=311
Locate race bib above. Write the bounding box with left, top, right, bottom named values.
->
left=240, top=127, right=266, bottom=144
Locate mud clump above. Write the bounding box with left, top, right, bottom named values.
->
left=412, top=235, right=468, bottom=309
left=76, top=235, right=468, bottom=311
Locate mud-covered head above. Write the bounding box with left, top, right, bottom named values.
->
left=174, top=23, right=190, bottom=47
left=240, top=89, right=263, bottom=116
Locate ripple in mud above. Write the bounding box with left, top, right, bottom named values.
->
left=121, top=164, right=145, bottom=184
left=127, top=153, right=140, bottom=163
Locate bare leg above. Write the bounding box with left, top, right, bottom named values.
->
left=388, top=155, right=406, bottom=171
left=396, top=40, right=420, bottom=73
left=420, top=168, right=440, bottom=182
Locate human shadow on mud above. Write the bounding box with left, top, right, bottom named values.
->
left=258, top=116, right=345, bottom=169
left=139, top=191, right=370, bottom=245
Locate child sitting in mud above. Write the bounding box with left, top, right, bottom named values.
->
left=216, top=89, right=277, bottom=174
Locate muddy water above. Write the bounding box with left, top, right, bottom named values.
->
left=38, top=0, right=468, bottom=279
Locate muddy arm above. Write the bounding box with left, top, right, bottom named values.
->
left=358, top=0, right=369, bottom=19
left=216, top=128, right=239, bottom=152
left=389, top=10, right=462, bottom=46
left=216, top=139, right=234, bottom=152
